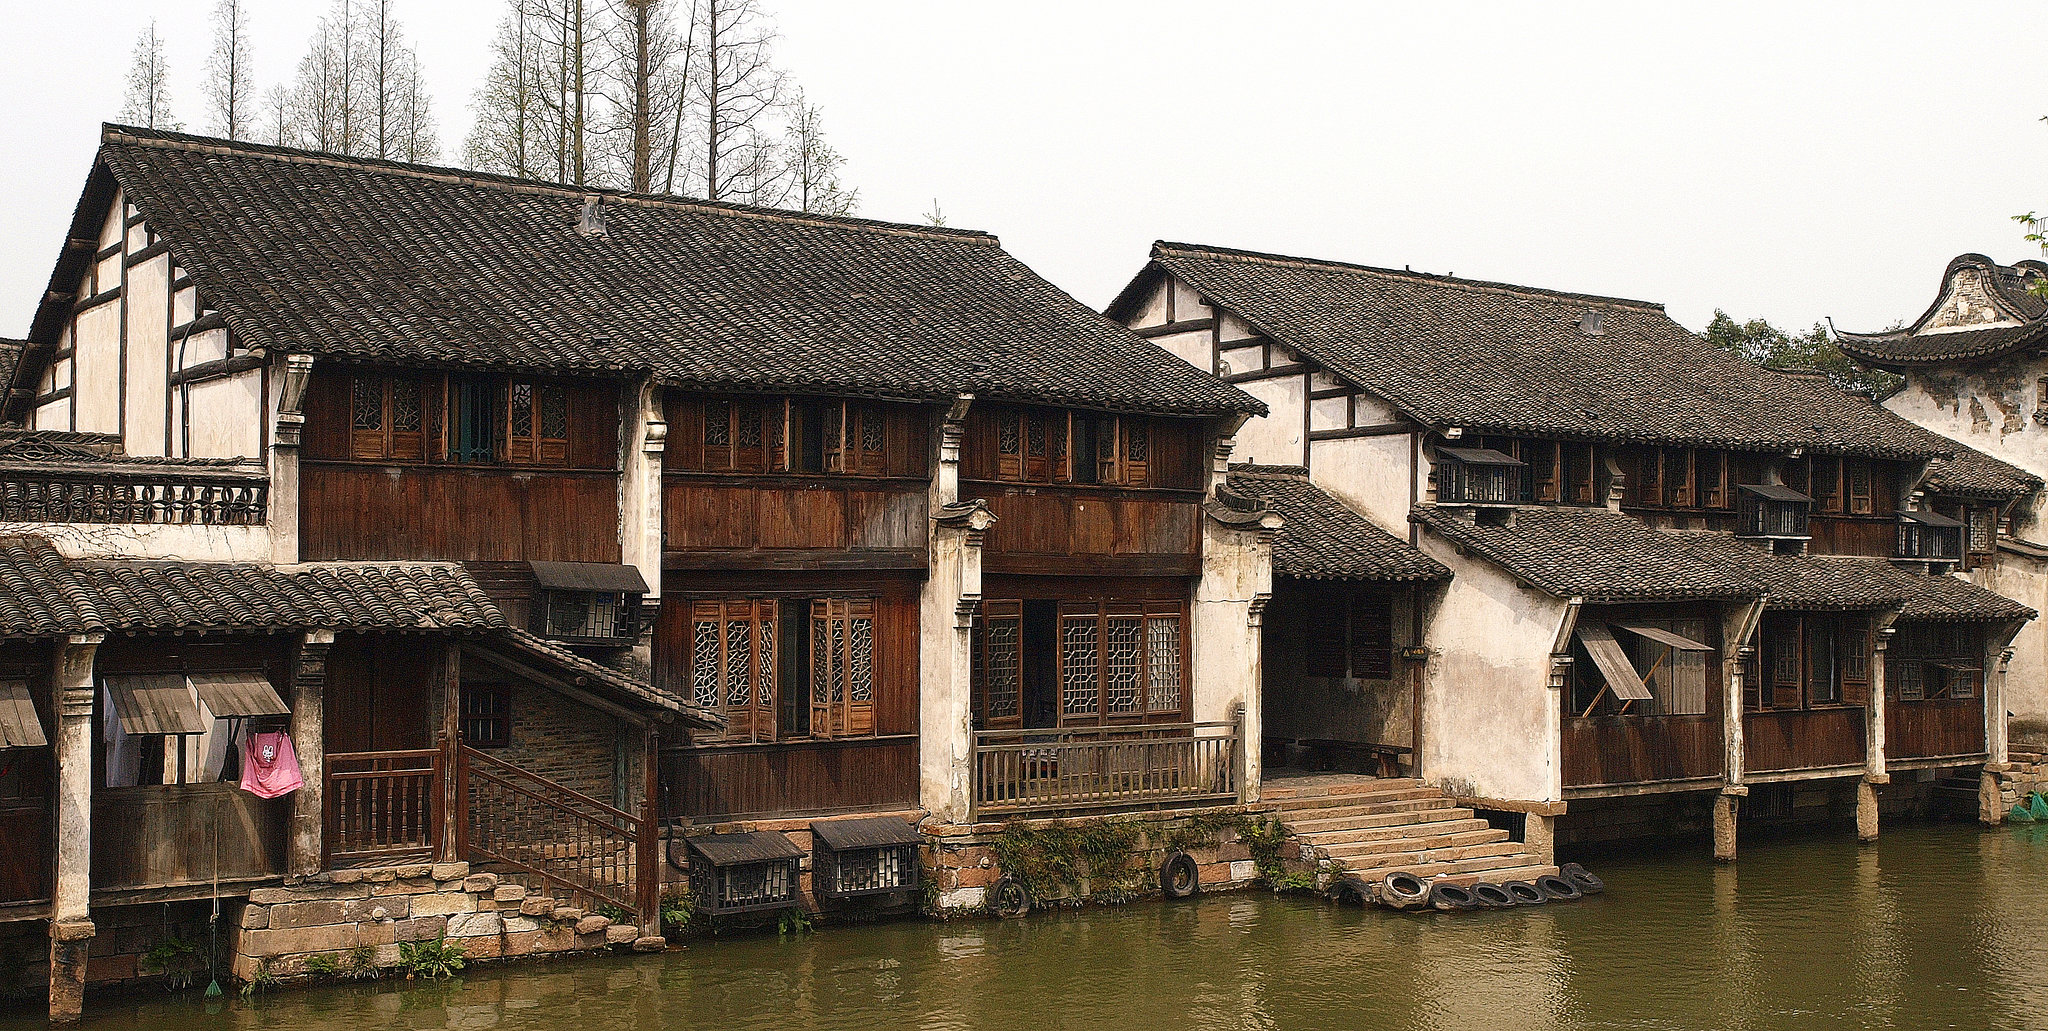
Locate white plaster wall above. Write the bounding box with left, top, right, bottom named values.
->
left=184, top=370, right=264, bottom=458
left=124, top=252, right=172, bottom=456
left=1219, top=342, right=1266, bottom=376
left=1309, top=395, right=1348, bottom=431
left=1350, top=391, right=1402, bottom=425
left=1170, top=278, right=1211, bottom=321
left=1149, top=328, right=1212, bottom=372
left=1233, top=376, right=1306, bottom=467
left=1309, top=434, right=1416, bottom=532
left=99, top=194, right=123, bottom=250
left=0, top=521, right=272, bottom=561
left=1417, top=534, right=1569, bottom=803
left=1126, top=279, right=1168, bottom=329
left=1219, top=312, right=1259, bottom=343
left=73, top=304, right=121, bottom=435
left=1193, top=514, right=1274, bottom=801
left=34, top=401, right=68, bottom=430
left=1264, top=589, right=1416, bottom=745
left=1976, top=558, right=2048, bottom=737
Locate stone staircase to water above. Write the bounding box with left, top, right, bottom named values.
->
left=1262, top=775, right=1558, bottom=898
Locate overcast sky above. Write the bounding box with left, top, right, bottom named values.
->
left=2, top=1, right=2044, bottom=339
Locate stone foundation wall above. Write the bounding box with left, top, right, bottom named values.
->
left=1556, top=792, right=1715, bottom=850
left=924, top=806, right=1261, bottom=912
left=0, top=901, right=220, bottom=999
left=1989, top=752, right=2048, bottom=814
left=227, top=861, right=641, bottom=983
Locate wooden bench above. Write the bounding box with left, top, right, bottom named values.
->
left=1292, top=739, right=1412, bottom=778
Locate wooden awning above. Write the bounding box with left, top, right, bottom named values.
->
left=105, top=674, right=206, bottom=735
left=1617, top=625, right=1714, bottom=652
left=191, top=673, right=289, bottom=718
left=1739, top=483, right=1812, bottom=503
left=0, top=679, right=47, bottom=749
left=1899, top=509, right=1964, bottom=527
left=1575, top=624, right=1653, bottom=701
left=1438, top=446, right=1525, bottom=466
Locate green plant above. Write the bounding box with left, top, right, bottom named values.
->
left=1158, top=812, right=1239, bottom=856
left=141, top=935, right=198, bottom=990
left=302, top=954, right=341, bottom=978
left=592, top=900, right=631, bottom=924
left=776, top=906, right=812, bottom=937
left=344, top=944, right=381, bottom=980
left=396, top=935, right=466, bottom=980
left=238, top=959, right=277, bottom=998
left=1234, top=816, right=1289, bottom=880
left=990, top=818, right=1147, bottom=906
left=660, top=891, right=694, bottom=933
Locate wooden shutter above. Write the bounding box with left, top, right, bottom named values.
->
left=689, top=600, right=776, bottom=742
left=350, top=373, right=388, bottom=459
left=1702, top=451, right=1728, bottom=509
left=1303, top=588, right=1347, bottom=678
left=1529, top=441, right=1560, bottom=502
left=1848, top=461, right=1873, bottom=515
left=1769, top=619, right=1803, bottom=709
left=1123, top=419, right=1150, bottom=487
left=734, top=398, right=766, bottom=472
left=975, top=600, right=1025, bottom=729
left=1143, top=603, right=1186, bottom=716
left=703, top=400, right=734, bottom=470
left=1839, top=620, right=1871, bottom=705
left=1024, top=412, right=1051, bottom=482
left=994, top=409, right=1023, bottom=480
left=823, top=402, right=848, bottom=474
left=1059, top=602, right=1104, bottom=723
left=1096, top=417, right=1120, bottom=484
left=507, top=380, right=537, bottom=463
left=1049, top=413, right=1070, bottom=482
left=854, top=405, right=887, bottom=475
left=809, top=599, right=877, bottom=738
left=1667, top=449, right=1693, bottom=507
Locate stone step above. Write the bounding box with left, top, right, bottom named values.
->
left=1263, top=785, right=1440, bottom=810
left=1280, top=801, right=1469, bottom=832
left=1290, top=815, right=1493, bottom=845
left=1260, top=778, right=1422, bottom=800
left=1326, top=838, right=1526, bottom=871
left=1341, top=850, right=1552, bottom=885
left=1314, top=827, right=1510, bottom=860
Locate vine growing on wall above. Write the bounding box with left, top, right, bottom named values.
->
left=990, top=819, right=1147, bottom=905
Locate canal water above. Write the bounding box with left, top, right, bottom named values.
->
left=12, top=822, right=2048, bottom=1031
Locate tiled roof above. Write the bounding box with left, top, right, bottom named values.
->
left=27, top=126, right=1257, bottom=418
left=1411, top=506, right=2034, bottom=620
left=1920, top=445, right=2043, bottom=500
left=1836, top=254, right=2048, bottom=368
left=1225, top=466, right=1448, bottom=582
left=0, top=534, right=504, bottom=636
left=0, top=339, right=22, bottom=398
left=485, top=627, right=719, bottom=729
left=1120, top=241, right=1965, bottom=458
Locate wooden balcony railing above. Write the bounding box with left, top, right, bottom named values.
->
left=972, top=719, right=1242, bottom=818
left=325, top=749, right=441, bottom=865
left=1886, top=697, right=1987, bottom=761
left=458, top=746, right=656, bottom=925
left=0, top=461, right=267, bottom=525
left=1744, top=707, right=1867, bottom=773
left=1562, top=714, right=1724, bottom=789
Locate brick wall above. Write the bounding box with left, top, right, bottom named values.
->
left=471, top=679, right=637, bottom=806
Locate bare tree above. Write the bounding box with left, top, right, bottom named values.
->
left=204, top=0, right=255, bottom=140
left=466, top=3, right=545, bottom=177
left=690, top=0, right=787, bottom=204
left=362, top=0, right=438, bottom=160
left=290, top=16, right=350, bottom=153
left=261, top=84, right=294, bottom=146
left=595, top=0, right=688, bottom=192
left=782, top=89, right=855, bottom=215
left=391, top=50, right=440, bottom=163
left=119, top=21, right=181, bottom=130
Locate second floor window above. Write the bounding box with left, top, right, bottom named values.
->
left=336, top=368, right=599, bottom=468
left=965, top=406, right=1199, bottom=489
left=672, top=396, right=901, bottom=476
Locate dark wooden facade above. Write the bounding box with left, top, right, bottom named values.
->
left=0, top=642, right=53, bottom=911
left=1560, top=604, right=1729, bottom=790
left=299, top=364, right=623, bottom=563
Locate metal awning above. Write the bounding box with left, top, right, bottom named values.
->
left=1739, top=483, right=1812, bottom=503
left=105, top=674, right=206, bottom=735
left=528, top=561, right=649, bottom=594
left=1899, top=509, right=1964, bottom=527
left=1439, top=447, right=1525, bottom=466
left=1617, top=625, right=1714, bottom=652
left=0, top=679, right=47, bottom=749
left=191, top=673, right=289, bottom=718
left=1575, top=624, right=1653, bottom=701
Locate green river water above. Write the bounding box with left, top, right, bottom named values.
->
left=10, top=822, right=2048, bottom=1031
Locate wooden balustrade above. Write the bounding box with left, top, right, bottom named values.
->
left=325, top=749, right=441, bottom=865
left=0, top=464, right=267, bottom=525
left=1743, top=707, right=1867, bottom=773
left=1886, top=697, right=1987, bottom=761
left=1561, top=715, right=1724, bottom=788
left=458, top=746, right=655, bottom=924
left=972, top=720, right=1241, bottom=818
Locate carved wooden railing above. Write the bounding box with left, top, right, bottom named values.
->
left=458, top=746, right=656, bottom=925
left=972, top=719, right=1242, bottom=818
left=325, top=749, right=442, bottom=865
left=0, top=463, right=267, bottom=525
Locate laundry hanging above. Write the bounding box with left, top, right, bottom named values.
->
left=239, top=731, right=303, bottom=798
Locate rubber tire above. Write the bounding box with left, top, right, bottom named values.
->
left=1382, top=872, right=1429, bottom=907
left=1535, top=874, right=1582, bottom=902
left=1469, top=882, right=1514, bottom=909
left=1560, top=862, right=1605, bottom=895
left=989, top=876, right=1031, bottom=918
left=1161, top=852, right=1200, bottom=899
left=1502, top=880, right=1545, bottom=905
left=1427, top=882, right=1477, bottom=911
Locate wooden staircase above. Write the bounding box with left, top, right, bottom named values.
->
left=1262, top=775, right=1558, bottom=898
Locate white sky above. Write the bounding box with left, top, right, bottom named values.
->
left=2, top=1, right=2045, bottom=338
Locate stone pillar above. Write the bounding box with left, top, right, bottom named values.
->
left=1712, top=789, right=1741, bottom=862
left=289, top=630, right=335, bottom=878
left=1981, top=769, right=2005, bottom=826
left=49, top=633, right=101, bottom=1024
left=619, top=376, right=666, bottom=627
left=268, top=353, right=317, bottom=564
left=1855, top=779, right=1880, bottom=843
left=1524, top=812, right=1557, bottom=864
left=1867, top=626, right=1890, bottom=786
left=918, top=398, right=989, bottom=825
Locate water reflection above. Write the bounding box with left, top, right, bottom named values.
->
left=8, top=824, right=2048, bottom=1031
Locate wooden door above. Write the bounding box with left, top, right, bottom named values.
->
left=0, top=748, right=51, bottom=903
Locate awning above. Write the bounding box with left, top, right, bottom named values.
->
left=687, top=830, right=805, bottom=867
left=191, top=673, right=289, bottom=718
left=1617, top=625, right=1714, bottom=652
left=1575, top=623, right=1653, bottom=701
left=1899, top=509, right=1964, bottom=528
left=528, top=561, right=649, bottom=594
left=1439, top=447, right=1525, bottom=467
left=1739, top=483, right=1812, bottom=503
left=810, top=816, right=922, bottom=852
left=1929, top=660, right=1984, bottom=673
left=105, top=674, right=206, bottom=735
left=0, top=679, right=47, bottom=749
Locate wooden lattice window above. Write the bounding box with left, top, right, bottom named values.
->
left=1665, top=448, right=1694, bottom=508
left=809, top=599, right=876, bottom=737
left=1054, top=600, right=1188, bottom=724
left=688, top=600, right=778, bottom=742
left=1565, top=443, right=1598, bottom=505
left=1968, top=507, right=1996, bottom=554
left=1848, top=461, right=1874, bottom=515
left=1701, top=451, right=1730, bottom=509
left=1811, top=457, right=1843, bottom=514
left=507, top=379, right=570, bottom=465
left=1528, top=441, right=1560, bottom=503
left=973, top=601, right=1024, bottom=728
left=349, top=372, right=429, bottom=461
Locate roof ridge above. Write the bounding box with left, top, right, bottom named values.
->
left=1152, top=240, right=1668, bottom=313
left=102, top=123, right=1001, bottom=248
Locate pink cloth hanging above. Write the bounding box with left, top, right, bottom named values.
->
left=240, top=731, right=303, bottom=798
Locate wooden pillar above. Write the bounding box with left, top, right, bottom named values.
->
left=289, top=630, right=335, bottom=878
left=637, top=725, right=662, bottom=938
left=438, top=640, right=461, bottom=863
left=48, top=633, right=101, bottom=1024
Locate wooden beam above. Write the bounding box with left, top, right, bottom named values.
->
left=662, top=549, right=928, bottom=573
left=1133, top=318, right=1216, bottom=339
left=1309, top=423, right=1415, bottom=441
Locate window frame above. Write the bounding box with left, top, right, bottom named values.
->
left=459, top=684, right=513, bottom=749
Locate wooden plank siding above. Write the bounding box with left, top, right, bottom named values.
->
left=972, top=485, right=1202, bottom=576
left=1560, top=715, right=1724, bottom=788
left=1885, top=697, right=1987, bottom=761
left=661, top=478, right=927, bottom=569
left=302, top=464, right=622, bottom=563
left=1807, top=516, right=1897, bottom=559
left=661, top=737, right=918, bottom=821
left=1743, top=707, right=1867, bottom=772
